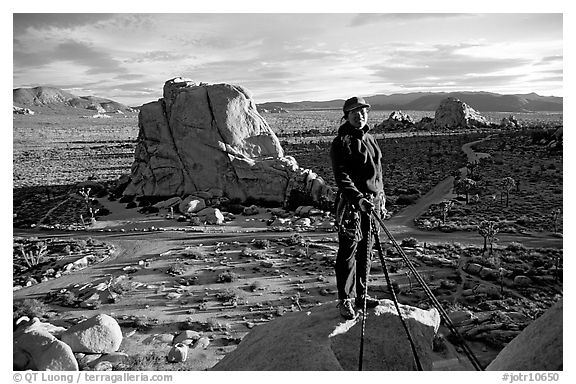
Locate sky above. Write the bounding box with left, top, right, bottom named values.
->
left=12, top=9, right=564, bottom=107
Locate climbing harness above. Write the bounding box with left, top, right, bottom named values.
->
left=364, top=211, right=485, bottom=371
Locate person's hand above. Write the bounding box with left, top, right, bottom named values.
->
left=358, top=198, right=374, bottom=213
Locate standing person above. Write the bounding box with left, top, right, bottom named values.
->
left=330, top=96, right=386, bottom=320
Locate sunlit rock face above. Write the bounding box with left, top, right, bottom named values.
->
left=212, top=300, right=440, bottom=371
left=434, top=97, right=489, bottom=129
left=124, top=77, right=333, bottom=206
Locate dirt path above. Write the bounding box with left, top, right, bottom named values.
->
left=384, top=136, right=562, bottom=249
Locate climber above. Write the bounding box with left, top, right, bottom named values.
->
left=330, top=96, right=386, bottom=320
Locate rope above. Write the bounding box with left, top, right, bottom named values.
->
left=371, top=211, right=485, bottom=371
left=373, top=220, right=423, bottom=370
left=358, top=213, right=371, bottom=371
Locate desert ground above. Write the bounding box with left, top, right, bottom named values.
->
left=12, top=110, right=562, bottom=370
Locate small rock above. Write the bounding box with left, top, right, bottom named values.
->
left=93, top=360, right=113, bottom=371
left=193, top=336, right=210, bottom=349
left=167, top=343, right=188, bottom=363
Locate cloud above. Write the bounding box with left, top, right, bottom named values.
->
left=368, top=44, right=531, bottom=85
left=536, top=55, right=563, bottom=65
left=129, top=51, right=193, bottom=63
left=13, top=14, right=114, bottom=35
left=348, top=13, right=473, bottom=27
left=14, top=40, right=127, bottom=75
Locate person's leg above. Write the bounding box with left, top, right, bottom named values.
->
left=355, top=212, right=372, bottom=300
left=335, top=233, right=359, bottom=300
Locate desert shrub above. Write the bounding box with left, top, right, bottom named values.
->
left=217, top=271, right=238, bottom=283
left=109, top=278, right=135, bottom=294
left=167, top=263, right=187, bottom=276
left=215, top=288, right=244, bottom=305
left=506, top=242, right=527, bottom=252
left=401, top=237, right=419, bottom=247
left=249, top=280, right=263, bottom=292
left=13, top=298, right=49, bottom=321
left=253, top=239, right=270, bottom=249
left=119, top=352, right=169, bottom=371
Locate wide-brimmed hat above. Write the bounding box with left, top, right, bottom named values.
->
left=343, top=96, right=370, bottom=113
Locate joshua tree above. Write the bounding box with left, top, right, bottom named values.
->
left=466, top=161, right=479, bottom=180
left=19, top=241, right=48, bottom=268
left=78, top=187, right=99, bottom=225
left=500, top=177, right=516, bottom=207
left=439, top=200, right=454, bottom=223
left=478, top=220, right=499, bottom=255
left=455, top=178, right=476, bottom=204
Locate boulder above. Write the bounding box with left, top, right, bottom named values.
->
left=173, top=330, right=202, bottom=345
left=434, top=97, right=489, bottom=129
left=179, top=196, right=206, bottom=214
left=61, top=314, right=122, bottom=353
left=14, top=328, right=78, bottom=371
left=124, top=77, right=333, bottom=207
left=513, top=275, right=532, bottom=287
left=152, top=196, right=182, bottom=209
left=197, top=207, right=225, bottom=225
left=375, top=111, right=415, bottom=131
left=487, top=299, right=562, bottom=371
left=212, top=299, right=439, bottom=371
left=168, top=343, right=188, bottom=363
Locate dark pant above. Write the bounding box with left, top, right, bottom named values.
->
left=335, top=211, right=374, bottom=300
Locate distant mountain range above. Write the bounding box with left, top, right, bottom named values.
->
left=258, top=91, right=563, bottom=113
left=13, top=86, right=134, bottom=113
left=13, top=87, right=563, bottom=114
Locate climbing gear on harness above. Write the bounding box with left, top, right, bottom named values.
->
left=370, top=211, right=485, bottom=371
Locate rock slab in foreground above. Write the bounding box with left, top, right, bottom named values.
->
left=487, top=299, right=562, bottom=371
left=212, top=299, right=440, bottom=371
left=13, top=327, right=78, bottom=371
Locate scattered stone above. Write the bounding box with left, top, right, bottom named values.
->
left=513, top=275, right=532, bottom=287
left=168, top=343, right=189, bottom=363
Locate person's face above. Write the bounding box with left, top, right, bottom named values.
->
left=347, top=107, right=368, bottom=129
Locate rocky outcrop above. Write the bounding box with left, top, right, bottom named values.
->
left=487, top=299, right=562, bottom=371
left=13, top=318, right=78, bottom=371
left=13, top=105, right=35, bottom=115
left=434, top=97, right=490, bottom=129
left=375, top=110, right=415, bottom=131
left=212, top=299, right=440, bottom=370
left=124, top=77, right=333, bottom=208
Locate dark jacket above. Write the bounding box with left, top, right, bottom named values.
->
left=330, top=121, right=384, bottom=207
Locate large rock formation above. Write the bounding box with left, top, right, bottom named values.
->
left=124, top=77, right=333, bottom=207
left=487, top=299, right=562, bottom=371
left=212, top=300, right=440, bottom=371
left=434, top=97, right=490, bottom=129
left=374, top=110, right=415, bottom=132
